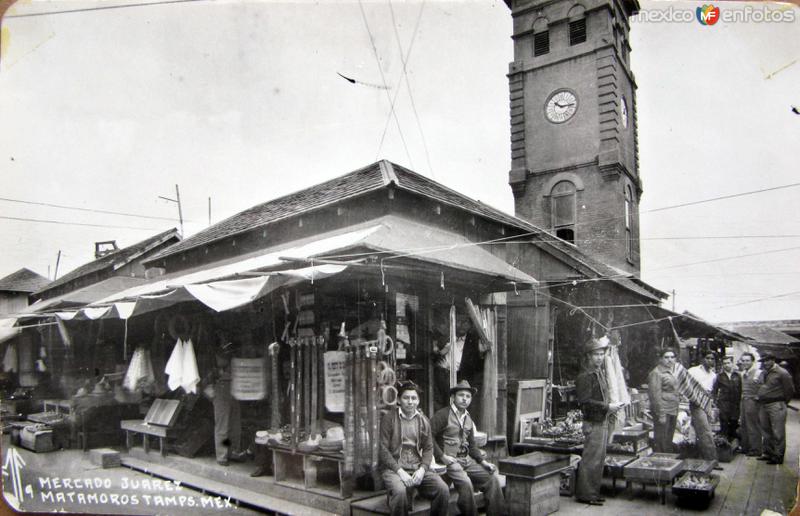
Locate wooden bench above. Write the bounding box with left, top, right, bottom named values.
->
left=120, top=399, right=181, bottom=457
left=350, top=488, right=485, bottom=516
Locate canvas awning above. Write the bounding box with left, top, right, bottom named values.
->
left=44, top=215, right=535, bottom=319
left=0, top=318, right=19, bottom=345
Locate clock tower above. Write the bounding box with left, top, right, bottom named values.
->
left=506, top=0, right=642, bottom=272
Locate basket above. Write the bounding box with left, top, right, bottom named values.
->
left=672, top=472, right=719, bottom=508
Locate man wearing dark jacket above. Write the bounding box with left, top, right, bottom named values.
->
left=431, top=380, right=506, bottom=516
left=379, top=381, right=450, bottom=516
left=575, top=338, right=623, bottom=506
left=756, top=354, right=795, bottom=465
left=713, top=355, right=742, bottom=442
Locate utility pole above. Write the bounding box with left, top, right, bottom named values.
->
left=208, top=197, right=211, bottom=226
left=672, top=289, right=676, bottom=312
left=54, top=250, right=61, bottom=280
left=158, top=184, right=185, bottom=237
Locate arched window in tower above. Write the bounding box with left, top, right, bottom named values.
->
left=551, top=181, right=576, bottom=243
left=568, top=5, right=587, bottom=46
left=533, top=17, right=549, bottom=56
left=625, top=185, right=634, bottom=261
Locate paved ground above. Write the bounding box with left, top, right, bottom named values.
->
left=559, top=407, right=800, bottom=515
left=3, top=408, right=798, bottom=515
left=0, top=435, right=266, bottom=515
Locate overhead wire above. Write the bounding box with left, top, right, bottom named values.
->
left=4, top=0, right=210, bottom=18
left=0, top=215, right=163, bottom=231
left=0, top=196, right=185, bottom=222
left=357, top=0, right=414, bottom=167
left=386, top=0, right=435, bottom=178
left=643, top=181, right=800, bottom=213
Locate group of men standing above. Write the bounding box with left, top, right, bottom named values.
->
left=649, top=348, right=794, bottom=465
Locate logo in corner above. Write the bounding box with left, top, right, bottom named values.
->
left=696, top=4, right=721, bottom=25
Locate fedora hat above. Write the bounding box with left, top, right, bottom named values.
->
left=585, top=336, right=610, bottom=354
left=758, top=353, right=777, bottom=362
left=449, top=380, right=478, bottom=396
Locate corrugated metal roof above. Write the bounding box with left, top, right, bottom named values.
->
left=36, top=228, right=180, bottom=295
left=0, top=268, right=50, bottom=293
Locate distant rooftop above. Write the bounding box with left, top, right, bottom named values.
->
left=0, top=268, right=50, bottom=293
left=35, top=228, right=180, bottom=296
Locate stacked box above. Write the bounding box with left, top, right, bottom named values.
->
left=89, top=448, right=121, bottom=468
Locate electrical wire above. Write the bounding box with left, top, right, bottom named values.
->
left=4, top=0, right=210, bottom=18
left=0, top=196, right=183, bottom=222
left=0, top=215, right=163, bottom=231
left=643, top=181, right=800, bottom=213
left=387, top=0, right=434, bottom=178
left=715, top=289, right=800, bottom=309
left=357, top=0, right=414, bottom=167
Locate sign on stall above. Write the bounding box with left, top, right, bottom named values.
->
left=324, top=351, right=347, bottom=412
left=231, top=358, right=267, bottom=401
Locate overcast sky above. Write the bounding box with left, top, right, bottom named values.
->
left=1, top=0, right=798, bottom=323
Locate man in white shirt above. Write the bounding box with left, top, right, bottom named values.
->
left=688, top=351, right=718, bottom=461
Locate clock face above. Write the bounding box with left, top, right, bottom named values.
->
left=545, top=90, right=578, bottom=123
left=620, top=96, right=629, bottom=128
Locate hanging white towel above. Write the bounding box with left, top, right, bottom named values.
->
left=124, top=347, right=156, bottom=392
left=180, top=339, right=200, bottom=394
left=165, top=339, right=185, bottom=391
left=3, top=343, right=17, bottom=373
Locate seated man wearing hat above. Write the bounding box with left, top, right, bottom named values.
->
left=575, top=337, right=623, bottom=506
left=379, top=381, right=450, bottom=516
left=756, top=353, right=794, bottom=464
left=431, top=380, right=506, bottom=516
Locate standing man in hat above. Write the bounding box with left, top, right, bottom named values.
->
left=738, top=352, right=762, bottom=456
left=431, top=380, right=506, bottom=516
left=756, top=353, right=794, bottom=464
left=647, top=348, right=680, bottom=453
left=688, top=351, right=718, bottom=461
left=713, top=355, right=742, bottom=443
left=379, top=381, right=450, bottom=516
left=575, top=338, right=623, bottom=505
left=210, top=332, right=246, bottom=466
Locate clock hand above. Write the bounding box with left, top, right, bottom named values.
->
left=555, top=101, right=576, bottom=108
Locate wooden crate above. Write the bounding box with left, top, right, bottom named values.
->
left=507, top=472, right=560, bottom=516
left=89, top=448, right=121, bottom=468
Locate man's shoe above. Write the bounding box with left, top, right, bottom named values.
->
left=250, top=466, right=270, bottom=478
left=217, top=460, right=229, bottom=467
left=767, top=459, right=783, bottom=465
left=576, top=499, right=603, bottom=506
left=746, top=452, right=761, bottom=457
left=229, top=451, right=248, bottom=463
left=595, top=497, right=606, bottom=502
left=757, top=456, right=771, bottom=461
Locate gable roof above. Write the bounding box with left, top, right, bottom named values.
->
left=719, top=323, right=800, bottom=345
left=0, top=268, right=50, bottom=293
left=145, top=160, right=665, bottom=301
left=35, top=228, right=180, bottom=295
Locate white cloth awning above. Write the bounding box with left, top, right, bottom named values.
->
left=36, top=215, right=535, bottom=320
left=0, top=318, right=20, bottom=345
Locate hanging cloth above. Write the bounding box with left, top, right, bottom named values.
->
left=604, top=341, right=631, bottom=406
left=165, top=339, right=185, bottom=391
left=124, top=347, right=156, bottom=392
left=674, top=362, right=713, bottom=415
left=2, top=342, right=17, bottom=373
left=180, top=339, right=200, bottom=394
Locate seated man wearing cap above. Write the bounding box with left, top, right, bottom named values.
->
left=575, top=338, right=623, bottom=506
left=379, top=381, right=450, bottom=516
left=756, top=353, right=794, bottom=464
left=431, top=380, right=506, bottom=516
